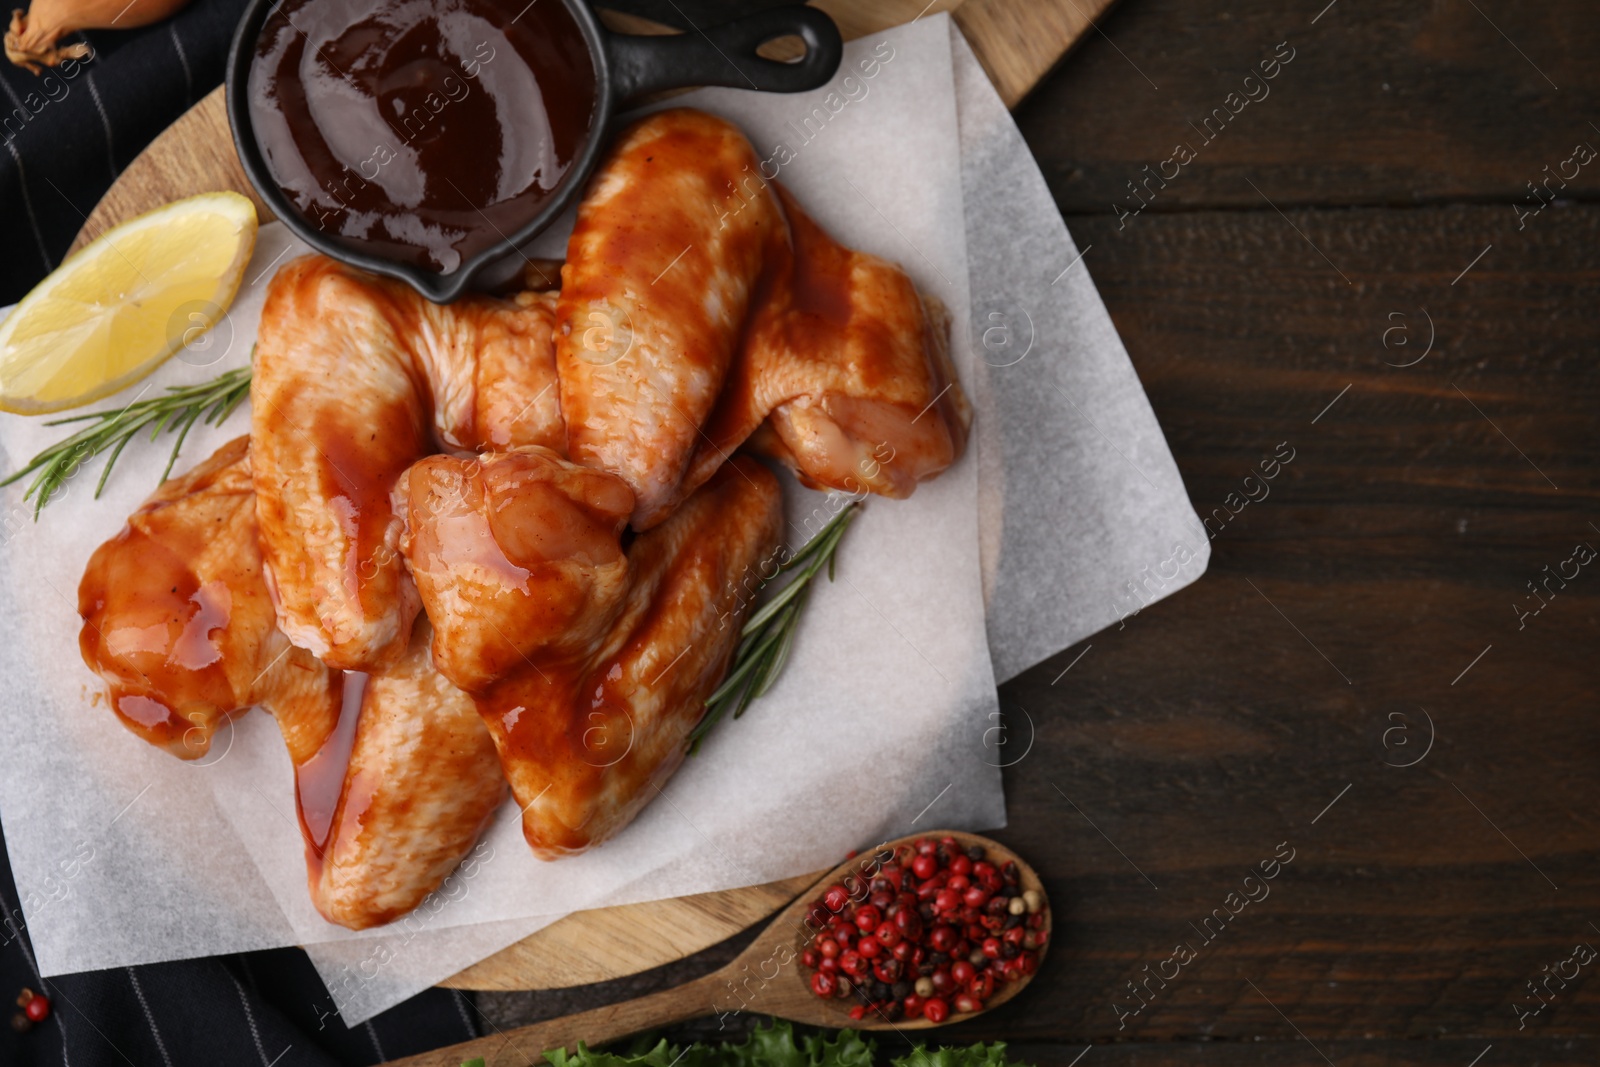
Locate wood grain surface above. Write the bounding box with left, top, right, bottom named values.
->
left=440, top=873, right=818, bottom=991
left=467, top=0, right=1600, bottom=1063
left=66, top=0, right=1599, bottom=1059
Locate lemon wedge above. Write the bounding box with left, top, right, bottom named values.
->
left=0, top=191, right=258, bottom=415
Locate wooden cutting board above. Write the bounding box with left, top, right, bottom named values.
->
left=69, top=0, right=1114, bottom=990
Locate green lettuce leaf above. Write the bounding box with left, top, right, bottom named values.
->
left=534, top=1019, right=1031, bottom=1067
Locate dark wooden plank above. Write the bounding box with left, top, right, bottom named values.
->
left=1002, top=1038, right=1599, bottom=1066
left=963, top=202, right=1600, bottom=1044
left=1013, top=0, right=1600, bottom=212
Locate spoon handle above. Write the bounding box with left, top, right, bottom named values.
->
left=382, top=969, right=733, bottom=1066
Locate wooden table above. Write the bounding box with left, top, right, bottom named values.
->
left=475, top=0, right=1600, bottom=1062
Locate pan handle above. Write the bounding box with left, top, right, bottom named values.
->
left=607, top=6, right=843, bottom=100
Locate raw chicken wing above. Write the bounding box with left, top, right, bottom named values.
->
left=299, top=620, right=506, bottom=929
left=476, top=456, right=782, bottom=858
left=79, top=437, right=507, bottom=931
left=78, top=436, right=339, bottom=759
left=251, top=256, right=563, bottom=669
left=690, top=186, right=970, bottom=499
left=557, top=109, right=788, bottom=529
left=395, top=447, right=634, bottom=691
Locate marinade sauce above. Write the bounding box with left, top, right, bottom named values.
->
left=248, top=0, right=596, bottom=274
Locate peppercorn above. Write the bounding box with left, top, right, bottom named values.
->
left=798, top=843, right=1049, bottom=1019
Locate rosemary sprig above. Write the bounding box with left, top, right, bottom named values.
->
left=689, top=500, right=861, bottom=752
left=1, top=366, right=253, bottom=518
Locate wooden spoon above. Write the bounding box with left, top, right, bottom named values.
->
left=384, top=830, right=1050, bottom=1066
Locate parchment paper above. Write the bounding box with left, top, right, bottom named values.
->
left=302, top=21, right=1211, bottom=1022
left=952, top=32, right=1210, bottom=681
left=0, top=11, right=1001, bottom=988
left=0, top=14, right=1207, bottom=1025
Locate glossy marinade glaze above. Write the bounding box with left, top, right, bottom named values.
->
left=250, top=256, right=563, bottom=670
left=476, top=457, right=782, bottom=858
left=557, top=108, right=790, bottom=530
left=248, top=0, right=596, bottom=273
